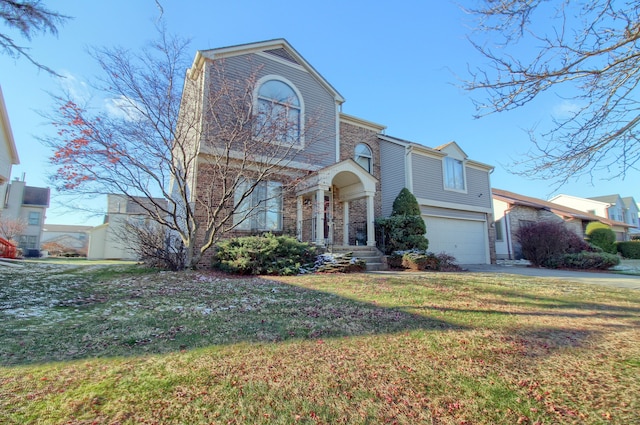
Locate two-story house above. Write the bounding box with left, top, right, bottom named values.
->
left=2, top=178, right=50, bottom=255
left=178, top=39, right=495, bottom=265
left=550, top=194, right=638, bottom=240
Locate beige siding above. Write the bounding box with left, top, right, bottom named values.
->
left=210, top=53, right=337, bottom=169
left=379, top=140, right=406, bottom=217
left=411, top=153, right=492, bottom=209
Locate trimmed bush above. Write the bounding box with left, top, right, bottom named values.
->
left=587, top=228, right=617, bottom=254
left=397, top=250, right=461, bottom=272
left=376, top=188, right=429, bottom=254
left=392, top=188, right=421, bottom=216
left=515, top=221, right=589, bottom=267
left=617, top=241, right=640, bottom=259
left=213, top=233, right=316, bottom=275
left=559, top=252, right=620, bottom=270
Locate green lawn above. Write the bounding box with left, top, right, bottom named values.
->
left=1, top=262, right=639, bottom=424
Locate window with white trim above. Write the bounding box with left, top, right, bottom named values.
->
left=444, top=157, right=465, bottom=191
left=28, top=211, right=41, bottom=225
left=354, top=143, right=372, bottom=173
left=234, top=180, right=283, bottom=231
left=256, top=79, right=301, bottom=146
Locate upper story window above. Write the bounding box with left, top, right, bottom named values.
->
left=255, top=78, right=302, bottom=146
left=444, top=157, right=465, bottom=191
left=28, top=211, right=41, bottom=225
left=355, top=143, right=372, bottom=173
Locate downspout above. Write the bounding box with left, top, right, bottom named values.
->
left=504, top=205, right=515, bottom=260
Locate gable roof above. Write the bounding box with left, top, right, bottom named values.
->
left=492, top=188, right=632, bottom=228
left=622, top=197, right=638, bottom=210
left=588, top=194, right=621, bottom=205
left=0, top=85, right=20, bottom=165
left=191, top=39, right=345, bottom=104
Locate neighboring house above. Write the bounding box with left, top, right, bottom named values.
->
left=549, top=194, right=638, bottom=240
left=88, top=194, right=167, bottom=260
left=493, top=188, right=631, bottom=259
left=2, top=178, right=50, bottom=254
left=41, top=224, right=93, bottom=255
left=179, top=39, right=495, bottom=265
left=0, top=85, right=20, bottom=211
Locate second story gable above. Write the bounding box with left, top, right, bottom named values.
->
left=378, top=136, right=493, bottom=216
left=185, top=39, right=344, bottom=171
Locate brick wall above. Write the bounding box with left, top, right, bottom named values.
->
left=506, top=205, right=585, bottom=259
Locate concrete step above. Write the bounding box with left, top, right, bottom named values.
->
left=328, top=246, right=385, bottom=271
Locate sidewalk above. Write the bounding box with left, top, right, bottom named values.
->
left=463, top=262, right=640, bottom=290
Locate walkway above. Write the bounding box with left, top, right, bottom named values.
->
left=463, top=263, right=640, bottom=290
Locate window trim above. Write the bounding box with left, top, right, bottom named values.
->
left=28, top=211, right=41, bottom=226
left=354, top=143, right=373, bottom=173
left=253, top=75, right=305, bottom=149
left=443, top=156, right=467, bottom=193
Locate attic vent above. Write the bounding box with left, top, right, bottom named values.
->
left=264, top=48, right=299, bottom=65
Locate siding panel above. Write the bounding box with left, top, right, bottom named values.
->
left=379, top=140, right=406, bottom=217
left=212, top=54, right=337, bottom=169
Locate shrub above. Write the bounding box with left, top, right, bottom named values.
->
left=585, top=221, right=611, bottom=235
left=397, top=250, right=461, bottom=272
left=392, top=188, right=421, bottom=216
left=558, top=252, right=620, bottom=270
left=213, top=233, right=316, bottom=275
left=587, top=228, right=617, bottom=254
left=515, top=221, right=587, bottom=267
left=376, top=188, right=429, bottom=254
left=617, top=241, right=640, bottom=259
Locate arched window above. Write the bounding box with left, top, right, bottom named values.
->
left=256, top=79, right=301, bottom=145
left=355, top=143, right=372, bottom=173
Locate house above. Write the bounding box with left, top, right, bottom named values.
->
left=549, top=194, right=639, bottom=240
left=179, top=39, right=495, bottom=265
left=88, top=194, right=167, bottom=260
left=493, top=188, right=631, bottom=259
left=2, top=177, right=50, bottom=255
left=41, top=224, right=93, bottom=255
left=0, top=85, right=20, bottom=212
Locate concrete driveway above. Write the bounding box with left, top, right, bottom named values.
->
left=463, top=263, right=640, bottom=290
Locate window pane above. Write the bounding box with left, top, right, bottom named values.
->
left=28, top=211, right=41, bottom=225
left=445, top=158, right=464, bottom=190
left=258, top=80, right=299, bottom=106
left=265, top=182, right=282, bottom=231
left=355, top=144, right=372, bottom=172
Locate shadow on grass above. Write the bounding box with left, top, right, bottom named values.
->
left=480, top=286, right=640, bottom=316
left=0, top=273, right=466, bottom=367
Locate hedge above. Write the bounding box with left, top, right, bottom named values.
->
left=617, top=241, right=640, bottom=259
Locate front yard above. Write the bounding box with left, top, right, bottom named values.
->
left=1, top=262, right=639, bottom=424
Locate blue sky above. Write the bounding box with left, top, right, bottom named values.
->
left=1, top=0, right=638, bottom=225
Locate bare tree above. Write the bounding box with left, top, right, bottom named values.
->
left=0, top=0, right=70, bottom=74
left=43, top=27, right=317, bottom=269
left=463, top=0, right=640, bottom=184
left=0, top=213, right=26, bottom=243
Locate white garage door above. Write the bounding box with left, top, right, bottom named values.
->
left=423, top=216, right=487, bottom=264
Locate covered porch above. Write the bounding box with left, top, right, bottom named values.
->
left=295, top=159, right=378, bottom=248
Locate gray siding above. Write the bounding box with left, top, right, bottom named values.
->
left=420, top=206, right=486, bottom=221
left=210, top=53, right=337, bottom=169
left=411, top=153, right=492, bottom=209
left=379, top=140, right=406, bottom=217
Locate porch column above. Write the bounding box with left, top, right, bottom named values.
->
left=366, top=193, right=375, bottom=246
left=296, top=195, right=303, bottom=241
left=343, top=200, right=349, bottom=246
left=315, top=189, right=325, bottom=246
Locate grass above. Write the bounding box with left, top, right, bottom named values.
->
left=1, top=263, right=639, bottom=424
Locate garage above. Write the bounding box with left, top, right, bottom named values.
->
left=422, top=215, right=488, bottom=264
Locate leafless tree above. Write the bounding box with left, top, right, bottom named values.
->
left=463, top=0, right=640, bottom=184
left=0, top=0, right=70, bottom=74
left=43, top=26, right=318, bottom=269
left=0, top=213, right=26, bottom=242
